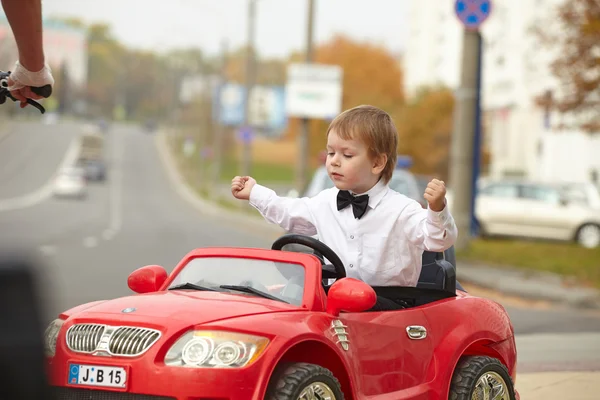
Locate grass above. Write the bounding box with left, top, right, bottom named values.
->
left=458, top=238, right=600, bottom=289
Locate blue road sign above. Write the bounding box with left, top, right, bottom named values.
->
left=455, top=0, right=492, bottom=30
left=237, top=126, right=254, bottom=144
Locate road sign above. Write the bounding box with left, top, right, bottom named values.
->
left=285, top=63, right=343, bottom=119
left=237, top=126, right=254, bottom=144
left=455, top=0, right=492, bottom=30
left=213, top=82, right=287, bottom=133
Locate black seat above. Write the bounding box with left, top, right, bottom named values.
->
left=417, top=249, right=456, bottom=294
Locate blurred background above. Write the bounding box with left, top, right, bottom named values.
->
left=1, top=0, right=599, bottom=398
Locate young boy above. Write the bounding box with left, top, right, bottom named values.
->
left=231, top=105, right=458, bottom=310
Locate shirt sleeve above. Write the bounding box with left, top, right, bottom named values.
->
left=248, top=184, right=318, bottom=235
left=398, top=199, right=458, bottom=252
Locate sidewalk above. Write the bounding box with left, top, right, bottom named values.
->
left=155, top=129, right=600, bottom=311
left=517, top=371, right=599, bottom=399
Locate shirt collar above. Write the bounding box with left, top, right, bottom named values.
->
left=351, top=179, right=389, bottom=209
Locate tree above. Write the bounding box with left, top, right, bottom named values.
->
left=86, top=24, right=126, bottom=117
left=284, top=35, right=406, bottom=166
left=396, top=86, right=455, bottom=181
left=535, top=0, right=600, bottom=132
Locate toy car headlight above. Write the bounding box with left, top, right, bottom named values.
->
left=164, top=330, right=269, bottom=368
left=44, top=319, right=64, bottom=357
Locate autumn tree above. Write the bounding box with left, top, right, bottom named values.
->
left=396, top=86, right=454, bottom=181
left=225, top=46, right=287, bottom=86
left=535, top=0, right=600, bottom=132
left=86, top=24, right=126, bottom=117
left=284, top=35, right=405, bottom=166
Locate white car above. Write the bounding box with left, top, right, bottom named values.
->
left=474, top=180, right=600, bottom=248
left=53, top=166, right=88, bottom=199
left=291, top=165, right=425, bottom=207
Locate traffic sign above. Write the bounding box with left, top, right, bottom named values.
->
left=237, top=126, right=254, bottom=144
left=285, top=63, right=343, bottom=119
left=455, top=0, right=492, bottom=30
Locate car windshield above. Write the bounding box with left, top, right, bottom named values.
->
left=167, top=257, right=306, bottom=306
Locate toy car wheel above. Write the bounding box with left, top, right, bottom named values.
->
left=267, top=362, right=344, bottom=400
left=449, top=356, right=515, bottom=400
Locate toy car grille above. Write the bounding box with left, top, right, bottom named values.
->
left=66, top=324, right=161, bottom=356
left=52, top=387, right=175, bottom=399
left=108, top=327, right=161, bottom=356
left=66, top=324, right=105, bottom=353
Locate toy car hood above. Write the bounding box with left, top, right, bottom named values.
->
left=62, top=291, right=301, bottom=327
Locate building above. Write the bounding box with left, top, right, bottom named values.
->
left=403, top=0, right=600, bottom=184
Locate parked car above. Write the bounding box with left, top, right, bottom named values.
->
left=474, top=179, right=600, bottom=248
left=292, top=162, right=425, bottom=208
left=53, top=166, right=87, bottom=199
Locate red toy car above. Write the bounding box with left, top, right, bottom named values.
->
left=45, top=234, right=519, bottom=399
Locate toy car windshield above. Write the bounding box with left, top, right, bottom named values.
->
left=166, top=257, right=306, bottom=305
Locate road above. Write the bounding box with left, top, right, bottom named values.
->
left=1, top=120, right=599, bottom=393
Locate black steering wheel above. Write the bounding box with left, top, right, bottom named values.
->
left=271, top=234, right=347, bottom=280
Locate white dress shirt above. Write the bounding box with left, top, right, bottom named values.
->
left=249, top=179, right=458, bottom=287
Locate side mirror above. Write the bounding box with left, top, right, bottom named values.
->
left=326, top=278, right=377, bottom=316
left=127, top=265, right=168, bottom=294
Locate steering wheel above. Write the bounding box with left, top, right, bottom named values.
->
left=271, top=234, right=347, bottom=280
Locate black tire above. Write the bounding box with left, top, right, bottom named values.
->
left=266, top=362, right=345, bottom=400
left=449, top=356, right=516, bottom=400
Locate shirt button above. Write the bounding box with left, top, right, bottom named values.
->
left=349, top=264, right=354, bottom=268
left=350, top=235, right=354, bottom=239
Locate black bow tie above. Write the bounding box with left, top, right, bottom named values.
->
left=337, top=190, right=369, bottom=219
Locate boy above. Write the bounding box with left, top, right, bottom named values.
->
left=231, top=105, right=458, bottom=310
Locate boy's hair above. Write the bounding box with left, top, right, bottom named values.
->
left=326, top=105, right=398, bottom=184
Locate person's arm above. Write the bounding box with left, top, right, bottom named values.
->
left=249, top=184, right=319, bottom=235
left=2, top=0, right=45, bottom=71
left=400, top=200, right=458, bottom=252
left=400, top=178, right=458, bottom=251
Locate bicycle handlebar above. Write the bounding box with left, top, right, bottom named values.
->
left=0, top=70, right=51, bottom=114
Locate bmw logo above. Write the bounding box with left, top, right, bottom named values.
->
left=121, top=307, right=136, bottom=313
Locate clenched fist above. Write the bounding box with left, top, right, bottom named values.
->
left=231, top=176, right=257, bottom=200
left=423, top=179, right=447, bottom=212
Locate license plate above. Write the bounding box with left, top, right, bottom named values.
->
left=68, top=363, right=127, bottom=388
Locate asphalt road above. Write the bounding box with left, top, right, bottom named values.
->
left=0, top=120, right=599, bottom=376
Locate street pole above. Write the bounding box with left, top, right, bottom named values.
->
left=241, top=0, right=257, bottom=177
left=212, top=39, right=228, bottom=197
left=449, top=28, right=482, bottom=251
left=296, top=0, right=315, bottom=193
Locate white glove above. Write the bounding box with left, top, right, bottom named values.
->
left=7, top=60, right=55, bottom=91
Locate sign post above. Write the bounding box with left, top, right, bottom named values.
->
left=450, top=0, right=492, bottom=249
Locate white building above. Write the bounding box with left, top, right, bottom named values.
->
left=403, top=0, right=600, bottom=185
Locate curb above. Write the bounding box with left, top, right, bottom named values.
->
left=154, top=129, right=284, bottom=239
left=457, top=263, right=600, bottom=310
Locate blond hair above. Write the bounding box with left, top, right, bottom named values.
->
left=326, top=105, right=398, bottom=183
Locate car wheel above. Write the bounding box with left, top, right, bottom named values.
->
left=449, top=356, right=515, bottom=400
left=266, top=362, right=344, bottom=400
left=576, top=223, right=600, bottom=248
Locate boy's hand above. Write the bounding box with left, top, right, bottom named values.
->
left=231, top=176, right=256, bottom=200
left=424, top=179, right=447, bottom=212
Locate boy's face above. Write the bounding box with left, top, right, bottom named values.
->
left=326, top=130, right=385, bottom=194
